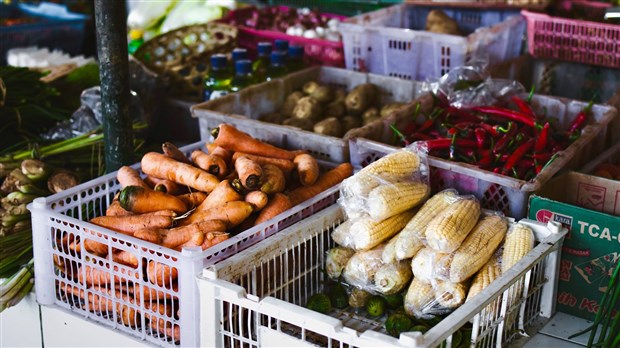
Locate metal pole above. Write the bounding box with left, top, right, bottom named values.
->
left=94, top=0, right=133, bottom=172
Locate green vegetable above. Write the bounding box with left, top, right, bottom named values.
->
left=329, top=282, right=348, bottom=309
left=306, top=293, right=332, bottom=314
left=366, top=296, right=386, bottom=317
left=385, top=313, right=414, bottom=338
left=383, top=293, right=404, bottom=309
left=409, top=325, right=429, bottom=333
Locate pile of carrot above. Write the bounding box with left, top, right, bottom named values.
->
left=56, top=124, right=353, bottom=341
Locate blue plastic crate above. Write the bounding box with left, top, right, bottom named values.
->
left=1, top=2, right=87, bottom=64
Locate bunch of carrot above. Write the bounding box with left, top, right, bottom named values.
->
left=57, top=124, right=353, bottom=341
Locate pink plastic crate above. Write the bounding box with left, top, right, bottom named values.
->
left=522, top=9, right=620, bottom=68
left=220, top=6, right=346, bottom=67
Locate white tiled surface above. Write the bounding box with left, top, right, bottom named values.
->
left=0, top=293, right=43, bottom=347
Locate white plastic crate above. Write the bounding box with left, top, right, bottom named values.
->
left=338, top=3, right=525, bottom=80
left=347, top=92, right=617, bottom=219
left=190, top=66, right=423, bottom=163
left=30, top=141, right=340, bottom=347
left=199, top=204, right=567, bottom=348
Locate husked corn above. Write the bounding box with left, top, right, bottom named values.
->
left=331, top=219, right=354, bottom=248
left=349, top=288, right=372, bottom=308
left=449, top=215, right=508, bottom=283
left=351, top=209, right=416, bottom=250
left=425, top=198, right=480, bottom=253
left=404, top=277, right=436, bottom=319
left=382, top=234, right=400, bottom=264
left=410, top=247, right=452, bottom=283
left=342, top=244, right=385, bottom=288
left=326, top=247, right=356, bottom=280
left=374, top=260, right=412, bottom=295
left=368, top=182, right=429, bottom=220
left=434, top=280, right=467, bottom=309
left=501, top=223, right=535, bottom=273
left=395, top=189, right=458, bottom=260
left=466, top=255, right=501, bottom=303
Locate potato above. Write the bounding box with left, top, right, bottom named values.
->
left=345, top=83, right=377, bottom=115
left=283, top=117, right=314, bottom=131
left=314, top=117, right=343, bottom=137
left=302, top=81, right=321, bottom=95
left=333, top=88, right=347, bottom=101
left=341, top=115, right=362, bottom=132
left=282, top=91, right=305, bottom=117
left=325, top=99, right=346, bottom=118
left=292, top=96, right=322, bottom=122
left=311, top=86, right=334, bottom=103
left=380, top=102, right=406, bottom=118
left=362, top=107, right=379, bottom=125
left=259, top=112, right=285, bottom=124
left=425, top=9, right=461, bottom=36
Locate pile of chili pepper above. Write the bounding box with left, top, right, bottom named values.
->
left=391, top=94, right=594, bottom=181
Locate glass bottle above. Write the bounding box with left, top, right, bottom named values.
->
left=287, top=45, right=305, bottom=72
left=252, top=42, right=272, bottom=82
left=266, top=51, right=289, bottom=81
left=230, top=60, right=255, bottom=93
left=203, top=54, right=231, bottom=101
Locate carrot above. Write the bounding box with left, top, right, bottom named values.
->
left=117, top=166, right=149, bottom=189
left=206, top=144, right=233, bottom=163
left=200, top=231, right=230, bottom=250
left=191, top=149, right=228, bottom=179
left=194, top=179, right=242, bottom=213
left=119, top=185, right=187, bottom=214
left=235, top=156, right=263, bottom=190
left=177, top=191, right=208, bottom=209
left=232, top=152, right=295, bottom=174
left=90, top=211, right=176, bottom=235
left=180, top=201, right=253, bottom=228
left=162, top=220, right=226, bottom=249
left=147, top=260, right=178, bottom=288
left=144, top=176, right=186, bottom=195
left=229, top=213, right=257, bottom=235
left=78, top=264, right=140, bottom=287
left=245, top=190, right=268, bottom=211
left=112, top=249, right=139, bottom=268
left=151, top=321, right=180, bottom=343
left=141, top=152, right=219, bottom=193
left=162, top=141, right=191, bottom=164
left=294, top=153, right=320, bottom=186
left=131, top=283, right=176, bottom=302
left=287, top=163, right=353, bottom=205
left=254, top=193, right=293, bottom=226
left=106, top=199, right=132, bottom=216
left=212, top=124, right=302, bottom=160
left=144, top=302, right=174, bottom=335
left=83, top=232, right=109, bottom=256
left=260, top=164, right=286, bottom=194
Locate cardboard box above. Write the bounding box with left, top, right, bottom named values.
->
left=528, top=171, right=620, bottom=320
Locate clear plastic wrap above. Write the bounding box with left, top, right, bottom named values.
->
left=325, top=246, right=356, bottom=280
left=410, top=247, right=453, bottom=283
left=404, top=276, right=470, bottom=320
left=425, top=194, right=481, bottom=253
left=342, top=244, right=386, bottom=290
left=330, top=219, right=355, bottom=249
left=348, top=209, right=417, bottom=251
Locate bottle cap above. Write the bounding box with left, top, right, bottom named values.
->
left=210, top=54, right=228, bottom=69
left=288, top=45, right=304, bottom=58
left=235, top=60, right=253, bottom=75
left=232, top=48, right=248, bottom=62
left=257, top=42, right=273, bottom=56
left=274, top=39, right=289, bottom=52
left=271, top=51, right=286, bottom=66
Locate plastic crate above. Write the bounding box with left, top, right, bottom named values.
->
left=339, top=3, right=525, bottom=80
left=0, top=2, right=87, bottom=65
left=522, top=10, right=620, bottom=69
left=190, top=66, right=423, bottom=163
left=199, top=204, right=567, bottom=348
left=347, top=92, right=617, bottom=219
left=580, top=139, right=620, bottom=174
left=266, top=0, right=400, bottom=17
left=30, top=141, right=340, bottom=348
left=219, top=6, right=346, bottom=67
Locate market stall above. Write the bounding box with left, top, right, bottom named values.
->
left=1, top=0, right=619, bottom=347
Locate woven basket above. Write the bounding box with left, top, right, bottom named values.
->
left=134, top=22, right=238, bottom=101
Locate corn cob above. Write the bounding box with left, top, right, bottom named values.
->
left=381, top=234, right=400, bottom=264
left=374, top=260, right=412, bottom=295
left=350, top=209, right=416, bottom=250
left=326, top=247, right=356, bottom=280
left=331, top=219, right=355, bottom=248
left=411, top=247, right=452, bottom=282
left=434, top=280, right=468, bottom=309
left=449, top=215, right=508, bottom=283
left=367, top=182, right=429, bottom=220
left=395, top=189, right=458, bottom=260
left=425, top=197, right=480, bottom=253
left=501, top=223, right=535, bottom=273
left=466, top=255, right=501, bottom=303
left=342, top=244, right=385, bottom=288
left=404, top=277, right=437, bottom=319
left=342, top=150, right=420, bottom=197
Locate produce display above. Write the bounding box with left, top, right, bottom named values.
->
left=56, top=124, right=352, bottom=341
left=389, top=94, right=593, bottom=180
left=259, top=81, right=405, bottom=137
left=305, top=149, right=536, bottom=339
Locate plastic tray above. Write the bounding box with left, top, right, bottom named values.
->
left=521, top=10, right=620, bottom=69
left=219, top=6, right=346, bottom=67
left=338, top=3, right=525, bottom=80
left=30, top=141, right=340, bottom=347
left=346, top=92, right=617, bottom=219
left=0, top=2, right=87, bottom=65
left=191, top=66, right=423, bottom=163
left=199, top=204, right=567, bottom=348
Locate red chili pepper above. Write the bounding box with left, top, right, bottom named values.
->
left=472, top=106, right=536, bottom=127
left=535, top=122, right=550, bottom=153
left=493, top=125, right=517, bottom=154
left=569, top=100, right=594, bottom=134
left=502, top=139, right=535, bottom=174
left=511, top=95, right=536, bottom=119
left=417, top=119, right=435, bottom=133
left=479, top=150, right=493, bottom=166
left=531, top=153, right=552, bottom=161
left=408, top=133, right=434, bottom=141
left=446, top=106, right=482, bottom=123
left=479, top=123, right=499, bottom=137
left=474, top=128, right=487, bottom=149
left=404, top=122, right=416, bottom=136
left=420, top=138, right=477, bottom=150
